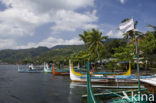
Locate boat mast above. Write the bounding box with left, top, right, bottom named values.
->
left=135, top=31, right=141, bottom=102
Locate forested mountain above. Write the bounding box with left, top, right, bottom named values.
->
left=0, top=47, right=50, bottom=63
left=0, top=38, right=123, bottom=64
left=0, top=45, right=86, bottom=64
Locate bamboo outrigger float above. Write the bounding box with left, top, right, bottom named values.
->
left=52, top=64, right=69, bottom=75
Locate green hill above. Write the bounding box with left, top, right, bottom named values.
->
left=0, top=38, right=123, bottom=64
left=0, top=46, right=50, bottom=64
left=0, top=45, right=86, bottom=64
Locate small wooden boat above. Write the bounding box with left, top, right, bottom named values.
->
left=52, top=64, right=69, bottom=75
left=44, top=62, right=52, bottom=73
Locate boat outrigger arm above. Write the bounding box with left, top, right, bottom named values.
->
left=86, top=61, right=98, bottom=103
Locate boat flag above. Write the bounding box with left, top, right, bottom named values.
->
left=119, top=18, right=134, bottom=33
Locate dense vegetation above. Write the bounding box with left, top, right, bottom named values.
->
left=70, top=19, right=156, bottom=70
left=0, top=45, right=86, bottom=64
left=0, top=47, right=49, bottom=64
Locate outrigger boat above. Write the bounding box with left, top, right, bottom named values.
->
left=18, top=64, right=43, bottom=73
left=52, top=64, right=69, bottom=75
left=70, top=61, right=153, bottom=83
left=44, top=62, right=52, bottom=73
left=86, top=61, right=149, bottom=103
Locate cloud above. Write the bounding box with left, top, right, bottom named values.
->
left=0, top=0, right=97, bottom=49
left=0, top=0, right=96, bottom=38
left=0, top=39, right=16, bottom=49
left=120, top=0, right=125, bottom=4
left=106, top=30, right=123, bottom=38
left=0, top=0, right=94, bottom=13
left=0, top=36, right=82, bottom=50
left=51, top=10, right=98, bottom=32
left=16, top=37, right=83, bottom=49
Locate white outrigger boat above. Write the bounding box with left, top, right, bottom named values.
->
left=69, top=61, right=153, bottom=83
left=44, top=62, right=52, bottom=73
left=18, top=64, right=43, bottom=73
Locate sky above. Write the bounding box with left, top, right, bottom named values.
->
left=0, top=0, right=156, bottom=49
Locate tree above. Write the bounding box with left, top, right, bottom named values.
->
left=87, top=29, right=108, bottom=63
left=79, top=29, right=108, bottom=63
left=113, top=42, right=135, bottom=62
left=105, top=39, right=126, bottom=57
left=113, top=18, right=142, bottom=70
left=79, top=31, right=90, bottom=47
left=139, top=30, right=156, bottom=68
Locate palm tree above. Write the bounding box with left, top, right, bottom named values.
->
left=79, top=31, right=91, bottom=46
left=87, top=29, right=108, bottom=63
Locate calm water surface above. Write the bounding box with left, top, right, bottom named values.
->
left=0, top=65, right=83, bottom=103
left=0, top=65, right=144, bottom=103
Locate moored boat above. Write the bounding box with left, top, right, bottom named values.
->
left=44, top=62, right=52, bottom=73
left=52, top=64, right=69, bottom=75
left=70, top=61, right=154, bottom=83
left=86, top=61, right=149, bottom=103
left=18, top=64, right=43, bottom=73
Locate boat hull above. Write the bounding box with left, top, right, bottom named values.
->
left=69, top=61, right=153, bottom=83
left=52, top=64, right=69, bottom=75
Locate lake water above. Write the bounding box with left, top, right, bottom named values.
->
left=1, top=65, right=150, bottom=103
left=0, top=65, right=84, bottom=103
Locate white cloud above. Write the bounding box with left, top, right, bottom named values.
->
left=0, top=0, right=97, bottom=49
left=51, top=10, right=98, bottom=32
left=106, top=30, right=123, bottom=38
left=0, top=0, right=96, bottom=38
left=16, top=37, right=83, bottom=49
left=120, top=0, right=125, bottom=4
left=0, top=39, right=16, bottom=49
left=0, top=0, right=94, bottom=13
